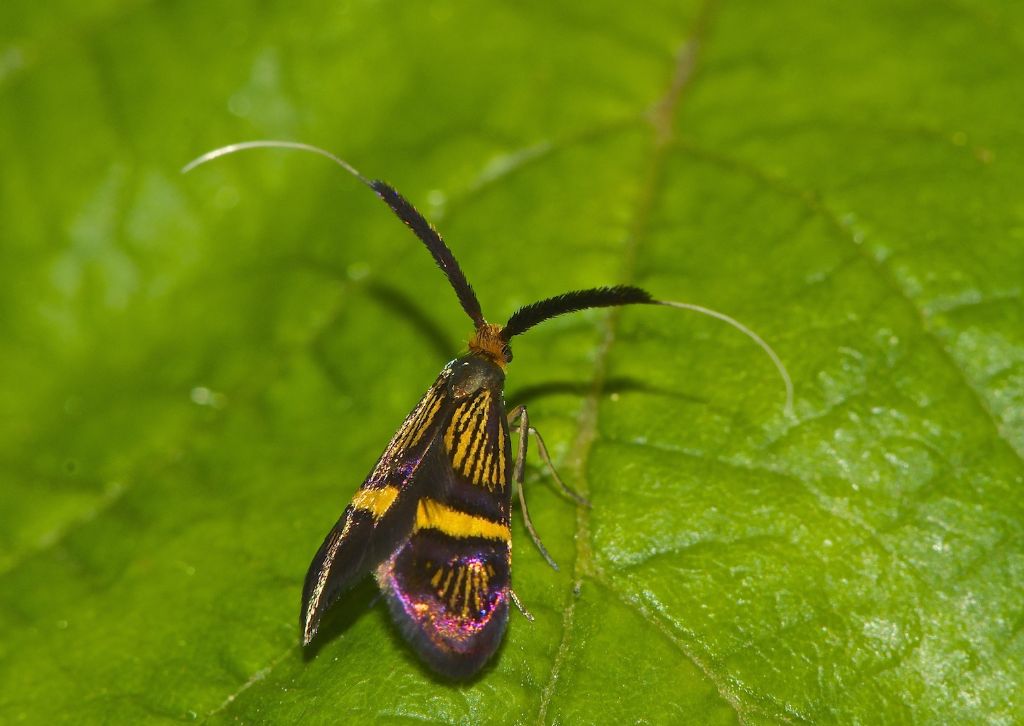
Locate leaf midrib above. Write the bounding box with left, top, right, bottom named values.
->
left=533, top=1, right=748, bottom=723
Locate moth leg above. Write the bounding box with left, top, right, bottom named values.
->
left=509, top=587, right=535, bottom=622
left=526, top=424, right=590, bottom=507
left=508, top=404, right=527, bottom=484
left=508, top=405, right=559, bottom=572
left=508, top=407, right=588, bottom=507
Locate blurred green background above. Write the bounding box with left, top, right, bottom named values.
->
left=1, top=0, right=1022, bottom=723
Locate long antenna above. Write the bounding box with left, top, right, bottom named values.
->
left=182, top=140, right=486, bottom=329
left=658, top=300, right=794, bottom=415
left=501, top=285, right=654, bottom=339
left=501, top=285, right=793, bottom=415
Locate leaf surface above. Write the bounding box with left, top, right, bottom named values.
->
left=1, top=1, right=1022, bottom=723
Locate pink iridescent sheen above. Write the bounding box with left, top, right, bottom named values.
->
left=379, top=554, right=506, bottom=650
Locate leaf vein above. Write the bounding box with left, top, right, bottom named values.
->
left=536, top=2, right=752, bottom=722
left=676, top=141, right=1024, bottom=466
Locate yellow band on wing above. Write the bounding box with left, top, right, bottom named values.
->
left=351, top=485, right=400, bottom=520
left=415, top=498, right=510, bottom=541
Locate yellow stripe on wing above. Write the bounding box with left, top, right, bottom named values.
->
left=451, top=392, right=489, bottom=470
left=351, top=485, right=400, bottom=520
left=415, top=498, right=510, bottom=541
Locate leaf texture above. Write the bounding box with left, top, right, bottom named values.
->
left=0, top=0, right=1022, bottom=723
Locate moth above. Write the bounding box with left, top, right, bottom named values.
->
left=184, top=141, right=792, bottom=679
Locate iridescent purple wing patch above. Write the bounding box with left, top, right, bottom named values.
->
left=377, top=531, right=510, bottom=678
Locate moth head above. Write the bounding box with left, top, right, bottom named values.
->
left=465, top=287, right=656, bottom=369
left=468, top=322, right=513, bottom=367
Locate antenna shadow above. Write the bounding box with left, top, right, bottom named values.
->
left=508, top=376, right=707, bottom=408
left=365, top=281, right=458, bottom=360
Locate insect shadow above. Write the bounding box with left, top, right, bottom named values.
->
left=507, top=377, right=706, bottom=408
left=364, top=280, right=458, bottom=361
left=361, top=286, right=695, bottom=408
left=300, top=577, right=378, bottom=662
left=318, top=279, right=707, bottom=411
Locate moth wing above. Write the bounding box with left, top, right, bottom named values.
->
left=301, top=374, right=451, bottom=644
left=375, top=385, right=513, bottom=679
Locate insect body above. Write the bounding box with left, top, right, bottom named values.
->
left=184, top=141, right=793, bottom=679
left=299, top=282, right=654, bottom=678
left=303, top=354, right=513, bottom=677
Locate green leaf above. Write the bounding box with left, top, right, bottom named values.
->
left=2, top=0, right=1022, bottom=723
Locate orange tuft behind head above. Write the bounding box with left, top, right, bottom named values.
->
left=468, top=323, right=510, bottom=368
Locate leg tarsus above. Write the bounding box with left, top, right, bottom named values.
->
left=527, top=425, right=590, bottom=507
left=509, top=588, right=534, bottom=621
left=517, top=479, right=559, bottom=571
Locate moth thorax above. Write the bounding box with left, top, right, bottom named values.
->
left=449, top=355, right=505, bottom=399
left=468, top=322, right=510, bottom=368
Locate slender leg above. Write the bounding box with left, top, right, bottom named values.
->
left=509, top=588, right=535, bottom=621
left=507, top=405, right=559, bottom=571
left=508, top=405, right=590, bottom=507
left=526, top=425, right=590, bottom=507
left=508, top=405, right=527, bottom=486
